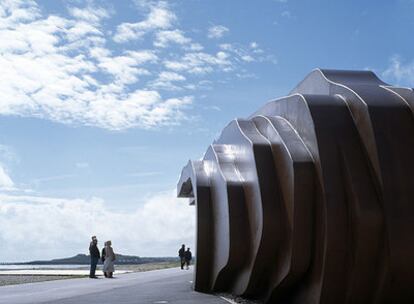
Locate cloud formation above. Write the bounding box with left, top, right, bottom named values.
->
left=164, top=51, right=232, bottom=74
left=207, top=25, right=229, bottom=39
left=0, top=0, right=275, bottom=130
left=0, top=190, right=194, bottom=262
left=0, top=0, right=190, bottom=130
left=0, top=165, right=14, bottom=190
left=154, top=29, right=191, bottom=48
left=113, top=1, right=175, bottom=43
left=382, top=55, right=414, bottom=86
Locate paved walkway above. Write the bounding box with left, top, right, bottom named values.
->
left=0, top=269, right=132, bottom=276
left=0, top=267, right=229, bottom=304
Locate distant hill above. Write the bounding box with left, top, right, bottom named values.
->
left=18, top=254, right=176, bottom=265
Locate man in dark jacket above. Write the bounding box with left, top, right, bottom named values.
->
left=89, top=236, right=100, bottom=278
left=184, top=248, right=192, bottom=270
left=178, top=244, right=185, bottom=270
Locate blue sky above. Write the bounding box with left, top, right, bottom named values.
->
left=0, top=0, right=413, bottom=262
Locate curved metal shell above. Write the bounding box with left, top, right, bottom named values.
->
left=177, top=69, right=414, bottom=303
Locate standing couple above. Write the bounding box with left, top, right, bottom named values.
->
left=89, top=236, right=116, bottom=278
left=178, top=244, right=192, bottom=270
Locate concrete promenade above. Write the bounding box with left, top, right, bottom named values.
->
left=0, top=267, right=229, bottom=304
left=0, top=269, right=132, bottom=276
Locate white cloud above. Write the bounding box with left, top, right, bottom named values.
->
left=241, top=55, right=254, bottom=62
left=207, top=25, right=229, bottom=39
left=150, top=71, right=186, bottom=90
left=0, top=145, right=17, bottom=191
left=164, top=51, right=232, bottom=74
left=0, top=0, right=40, bottom=27
left=0, top=0, right=192, bottom=130
left=382, top=55, right=414, bottom=86
left=219, top=43, right=256, bottom=63
left=68, top=5, right=110, bottom=24
left=0, top=164, right=14, bottom=190
left=250, top=42, right=264, bottom=54
left=96, top=50, right=157, bottom=85
left=0, top=0, right=273, bottom=130
left=250, top=42, right=258, bottom=49
left=219, top=43, right=232, bottom=51
left=113, top=1, right=176, bottom=43
left=187, top=43, right=204, bottom=51
left=158, top=71, right=186, bottom=82
left=154, top=29, right=191, bottom=48
left=219, top=42, right=274, bottom=65
left=0, top=190, right=195, bottom=262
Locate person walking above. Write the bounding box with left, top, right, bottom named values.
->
left=184, top=247, right=192, bottom=270
left=178, top=244, right=186, bottom=270
left=101, top=241, right=107, bottom=278
left=89, top=236, right=100, bottom=279
left=103, top=240, right=116, bottom=278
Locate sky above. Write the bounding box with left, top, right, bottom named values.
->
left=0, top=0, right=413, bottom=262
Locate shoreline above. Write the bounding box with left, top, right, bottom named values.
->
left=0, top=261, right=179, bottom=287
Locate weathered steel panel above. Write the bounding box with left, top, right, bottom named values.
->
left=177, top=69, right=414, bottom=303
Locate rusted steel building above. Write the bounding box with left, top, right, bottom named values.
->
left=178, top=69, right=414, bottom=303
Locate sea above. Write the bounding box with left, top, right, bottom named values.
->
left=0, top=264, right=87, bottom=270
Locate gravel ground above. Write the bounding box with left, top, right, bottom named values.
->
left=0, top=275, right=83, bottom=286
